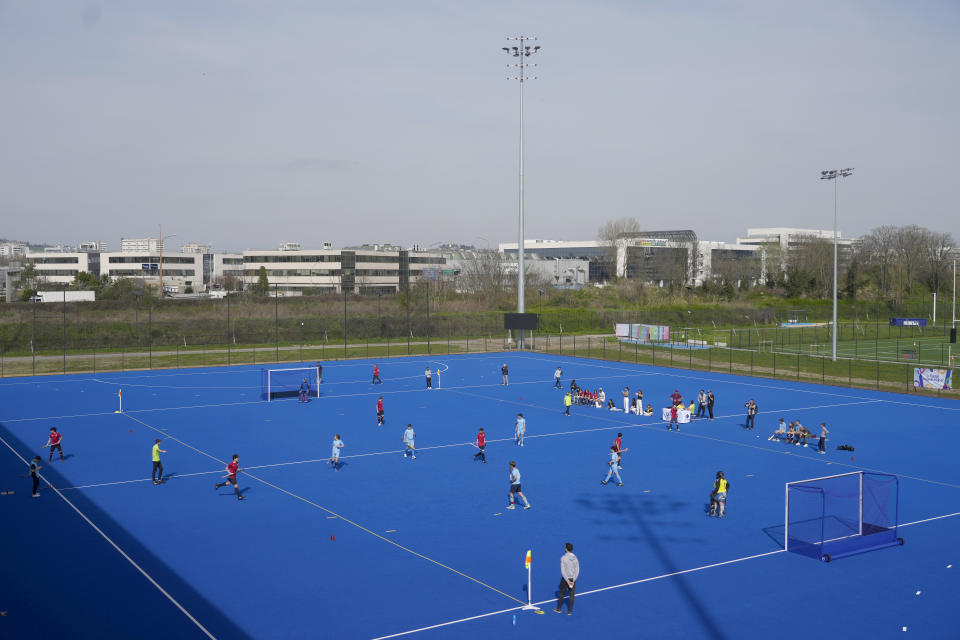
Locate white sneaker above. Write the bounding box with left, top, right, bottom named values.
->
left=412, top=455, right=416, bottom=459
left=803, top=444, right=808, bottom=447
left=506, top=504, right=516, bottom=510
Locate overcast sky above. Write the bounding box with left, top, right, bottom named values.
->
left=2, top=1, right=958, bottom=252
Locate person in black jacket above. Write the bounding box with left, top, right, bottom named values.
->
left=707, top=390, right=716, bottom=420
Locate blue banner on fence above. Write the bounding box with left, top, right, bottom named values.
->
left=890, top=318, right=927, bottom=327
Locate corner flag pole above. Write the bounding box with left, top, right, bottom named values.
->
left=115, top=389, right=122, bottom=414
left=522, top=549, right=541, bottom=611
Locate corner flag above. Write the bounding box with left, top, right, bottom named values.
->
left=525, top=550, right=531, bottom=569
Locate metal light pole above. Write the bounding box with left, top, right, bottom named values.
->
left=952, top=259, right=956, bottom=327
left=503, top=36, right=540, bottom=348
left=158, top=225, right=176, bottom=297
left=537, top=289, right=544, bottom=333
left=820, top=168, right=854, bottom=362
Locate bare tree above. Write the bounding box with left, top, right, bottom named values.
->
left=919, top=229, right=954, bottom=294
left=597, top=217, right=642, bottom=280
left=461, top=249, right=509, bottom=305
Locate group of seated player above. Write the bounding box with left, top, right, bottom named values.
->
left=570, top=380, right=604, bottom=407
left=767, top=419, right=812, bottom=446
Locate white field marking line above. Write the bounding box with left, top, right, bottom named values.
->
left=58, top=437, right=516, bottom=491
left=2, top=375, right=536, bottom=422
left=0, top=357, right=451, bottom=387
left=522, top=351, right=960, bottom=410
left=64, top=398, right=944, bottom=493
left=519, top=350, right=890, bottom=402
left=0, top=433, right=217, bottom=640
left=1, top=410, right=119, bottom=423
left=120, top=412, right=526, bottom=606
left=372, top=510, right=960, bottom=640
left=449, top=388, right=960, bottom=490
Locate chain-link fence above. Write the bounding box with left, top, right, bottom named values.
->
left=0, top=296, right=955, bottom=398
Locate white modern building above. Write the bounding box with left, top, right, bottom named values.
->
left=100, top=252, right=204, bottom=294
left=0, top=242, right=28, bottom=257
left=735, top=227, right=855, bottom=252
left=24, top=251, right=99, bottom=285
left=242, top=248, right=445, bottom=295
left=697, top=241, right=763, bottom=287
left=120, top=237, right=164, bottom=253
left=213, top=253, right=244, bottom=288
left=181, top=242, right=212, bottom=254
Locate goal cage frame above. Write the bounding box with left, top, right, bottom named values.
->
left=786, top=309, right=809, bottom=324
left=784, top=471, right=902, bottom=563
left=261, top=366, right=321, bottom=401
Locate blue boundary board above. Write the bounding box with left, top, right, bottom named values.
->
left=1, top=352, right=959, bottom=639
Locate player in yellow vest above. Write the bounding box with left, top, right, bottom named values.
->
left=709, top=470, right=730, bottom=518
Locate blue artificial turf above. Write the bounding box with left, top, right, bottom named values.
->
left=1, top=352, right=958, bottom=639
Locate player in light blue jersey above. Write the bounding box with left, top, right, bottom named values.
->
left=330, top=435, right=344, bottom=471
left=402, top=424, right=416, bottom=460
left=514, top=413, right=526, bottom=447
left=601, top=445, right=624, bottom=486
left=506, top=461, right=530, bottom=510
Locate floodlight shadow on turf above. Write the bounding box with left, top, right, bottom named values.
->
left=0, top=421, right=255, bottom=640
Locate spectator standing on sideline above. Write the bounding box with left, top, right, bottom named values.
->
left=564, top=392, right=573, bottom=416
left=818, top=423, right=829, bottom=454
left=622, top=387, right=630, bottom=413
left=501, top=363, right=509, bottom=386
left=43, top=427, right=65, bottom=462
left=696, top=390, right=707, bottom=418
left=473, top=428, right=487, bottom=463
left=554, top=367, right=563, bottom=388
left=670, top=389, right=683, bottom=407
left=514, top=413, right=526, bottom=447
left=635, top=390, right=644, bottom=415
left=425, top=367, right=432, bottom=389
left=554, top=543, right=579, bottom=615
left=506, top=461, right=530, bottom=510
left=744, top=399, right=758, bottom=430
left=28, top=456, right=42, bottom=497
left=402, top=424, right=416, bottom=459
left=372, top=364, right=382, bottom=384
left=709, top=470, right=729, bottom=518
left=707, top=390, right=716, bottom=420
left=151, top=439, right=167, bottom=484
left=376, top=396, right=385, bottom=426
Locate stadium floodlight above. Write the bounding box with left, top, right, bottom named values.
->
left=820, top=167, right=854, bottom=362
left=503, top=35, right=541, bottom=348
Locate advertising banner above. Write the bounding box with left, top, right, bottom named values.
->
left=913, top=368, right=952, bottom=390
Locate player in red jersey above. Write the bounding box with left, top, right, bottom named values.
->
left=377, top=396, right=385, bottom=426
left=43, top=427, right=65, bottom=462
left=613, top=432, right=625, bottom=469
left=372, top=364, right=382, bottom=384
left=669, top=389, right=683, bottom=407
left=473, top=427, right=487, bottom=463
left=215, top=454, right=244, bottom=501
